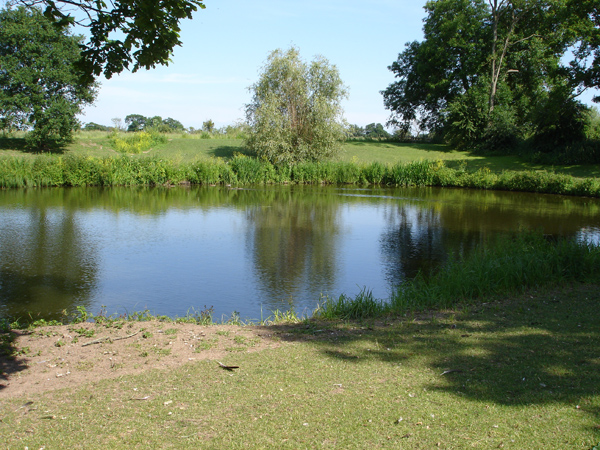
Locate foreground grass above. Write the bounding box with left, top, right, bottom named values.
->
left=0, top=285, right=598, bottom=449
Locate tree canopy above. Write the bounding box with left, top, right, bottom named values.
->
left=11, top=0, right=205, bottom=83
left=124, top=114, right=184, bottom=132
left=245, top=47, right=348, bottom=164
left=567, top=0, right=600, bottom=102
left=381, top=0, right=597, bottom=150
left=0, top=6, right=98, bottom=149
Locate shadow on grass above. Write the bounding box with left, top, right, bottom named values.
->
left=445, top=156, right=600, bottom=178
left=260, top=284, right=600, bottom=420
left=347, top=141, right=455, bottom=153
left=0, top=137, right=64, bottom=155
left=207, top=145, right=252, bottom=159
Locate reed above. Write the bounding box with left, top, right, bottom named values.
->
left=1, top=154, right=600, bottom=198
left=315, top=289, right=385, bottom=320
left=314, top=232, right=600, bottom=320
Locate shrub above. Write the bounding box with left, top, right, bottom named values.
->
left=110, top=131, right=167, bottom=154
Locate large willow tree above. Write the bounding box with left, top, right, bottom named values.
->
left=245, top=47, right=348, bottom=165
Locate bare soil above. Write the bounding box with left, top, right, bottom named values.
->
left=0, top=321, right=280, bottom=398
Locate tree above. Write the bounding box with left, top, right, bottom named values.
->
left=202, top=119, right=215, bottom=133
left=382, top=0, right=490, bottom=135
left=12, top=0, right=205, bottom=84
left=162, top=117, right=184, bottom=131
left=0, top=7, right=98, bottom=149
left=365, top=123, right=390, bottom=139
left=346, top=124, right=365, bottom=138
left=245, top=47, right=348, bottom=164
left=381, top=0, right=580, bottom=148
left=567, top=0, right=600, bottom=102
left=111, top=117, right=124, bottom=131
left=84, top=122, right=109, bottom=131
left=125, top=114, right=147, bottom=132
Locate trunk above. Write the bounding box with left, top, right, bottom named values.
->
left=488, top=0, right=516, bottom=120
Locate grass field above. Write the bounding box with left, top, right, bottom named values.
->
left=2, top=132, right=600, bottom=178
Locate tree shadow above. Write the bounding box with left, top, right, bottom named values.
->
left=0, top=137, right=65, bottom=154
left=259, top=284, right=600, bottom=422
left=206, top=145, right=252, bottom=159
left=0, top=330, right=32, bottom=392
left=347, top=141, right=455, bottom=153
left=444, top=156, right=600, bottom=178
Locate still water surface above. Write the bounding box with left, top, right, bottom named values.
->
left=1, top=185, right=599, bottom=321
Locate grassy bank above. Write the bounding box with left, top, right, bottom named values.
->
left=316, top=232, right=600, bottom=320
left=1, top=283, right=599, bottom=449
left=2, top=153, right=600, bottom=197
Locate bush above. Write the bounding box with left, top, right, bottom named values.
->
left=110, top=131, right=167, bottom=154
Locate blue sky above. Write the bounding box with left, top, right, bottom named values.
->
left=79, top=0, right=428, bottom=130
left=79, top=0, right=599, bottom=131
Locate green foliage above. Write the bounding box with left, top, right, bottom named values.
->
left=346, top=124, right=365, bottom=138
left=202, top=120, right=215, bottom=133
left=124, top=114, right=185, bottom=133
left=13, top=0, right=206, bottom=83
left=567, top=0, right=600, bottom=101
left=316, top=289, right=384, bottom=320
left=0, top=7, right=97, bottom=150
left=585, top=107, right=600, bottom=140
left=389, top=232, right=600, bottom=314
left=245, top=47, right=348, bottom=164
left=125, top=114, right=147, bottom=132
left=2, top=153, right=600, bottom=197
left=531, top=85, right=588, bottom=151
left=84, top=122, right=109, bottom=132
left=364, top=123, right=390, bottom=139
left=382, top=0, right=587, bottom=153
left=110, top=131, right=167, bottom=154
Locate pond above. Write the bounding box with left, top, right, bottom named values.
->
left=1, top=185, right=599, bottom=322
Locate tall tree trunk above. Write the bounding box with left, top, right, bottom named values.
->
left=488, top=0, right=517, bottom=120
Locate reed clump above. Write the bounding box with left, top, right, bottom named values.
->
left=1, top=154, right=599, bottom=197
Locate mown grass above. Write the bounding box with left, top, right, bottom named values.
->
left=1, top=284, right=599, bottom=449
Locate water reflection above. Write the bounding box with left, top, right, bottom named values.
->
left=0, top=186, right=599, bottom=321
left=245, top=188, right=340, bottom=310
left=0, top=192, right=98, bottom=321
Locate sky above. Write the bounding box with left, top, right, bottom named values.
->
left=79, top=0, right=428, bottom=130
left=77, top=0, right=599, bottom=131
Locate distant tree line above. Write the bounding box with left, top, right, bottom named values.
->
left=82, top=116, right=251, bottom=138
left=346, top=123, right=392, bottom=140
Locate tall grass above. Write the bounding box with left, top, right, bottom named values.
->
left=1, top=155, right=599, bottom=197
left=315, top=232, right=600, bottom=319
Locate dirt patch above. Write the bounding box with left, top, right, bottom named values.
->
left=0, top=321, right=280, bottom=398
